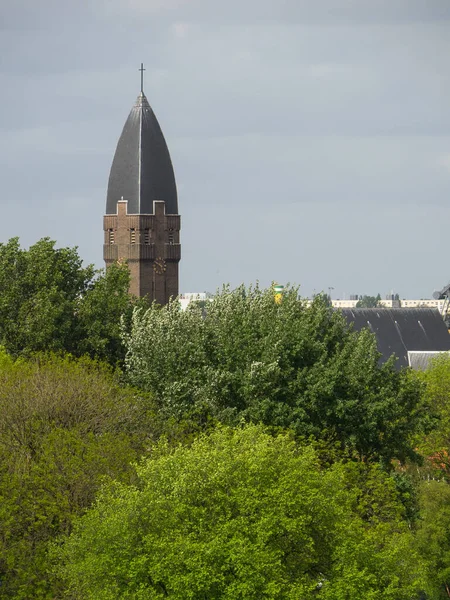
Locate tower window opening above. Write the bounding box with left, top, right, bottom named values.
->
left=168, top=230, right=175, bottom=244
left=108, top=229, right=115, bottom=244
left=144, top=228, right=150, bottom=244
left=130, top=228, right=136, bottom=244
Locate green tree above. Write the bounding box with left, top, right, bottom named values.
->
left=415, top=481, right=450, bottom=599
left=0, top=350, right=156, bottom=599
left=77, top=261, right=148, bottom=364
left=0, top=237, right=143, bottom=364
left=412, top=355, right=450, bottom=480
left=356, top=294, right=382, bottom=308
left=124, top=285, right=429, bottom=464
left=0, top=237, right=93, bottom=356
left=56, top=425, right=425, bottom=600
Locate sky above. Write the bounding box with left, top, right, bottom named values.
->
left=1, top=0, right=450, bottom=299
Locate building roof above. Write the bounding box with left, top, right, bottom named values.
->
left=340, top=307, right=450, bottom=369
left=106, top=92, right=178, bottom=215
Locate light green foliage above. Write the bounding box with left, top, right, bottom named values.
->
left=410, top=356, right=450, bottom=595
left=0, top=352, right=156, bottom=599
left=415, top=481, right=450, bottom=599
left=414, top=355, right=450, bottom=479
left=57, top=426, right=424, bottom=600
left=124, top=285, right=428, bottom=463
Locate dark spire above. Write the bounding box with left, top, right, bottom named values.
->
left=139, top=62, right=145, bottom=93
left=106, top=75, right=178, bottom=216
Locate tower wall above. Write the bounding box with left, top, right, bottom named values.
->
left=103, top=200, right=181, bottom=303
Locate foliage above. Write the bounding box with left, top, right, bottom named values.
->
left=0, top=237, right=144, bottom=364
left=356, top=294, right=382, bottom=308
left=413, top=355, right=450, bottom=480
left=56, top=425, right=425, bottom=600
left=0, top=350, right=156, bottom=599
left=0, top=241, right=444, bottom=597
left=77, top=261, right=148, bottom=364
left=124, top=284, right=430, bottom=464
left=0, top=237, right=93, bottom=356
left=415, top=481, right=450, bottom=599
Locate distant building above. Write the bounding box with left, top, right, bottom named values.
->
left=332, top=298, right=446, bottom=311
left=179, top=293, right=214, bottom=311
left=341, top=308, right=450, bottom=369
left=104, top=71, right=180, bottom=305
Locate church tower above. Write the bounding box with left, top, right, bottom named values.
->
left=103, top=65, right=180, bottom=304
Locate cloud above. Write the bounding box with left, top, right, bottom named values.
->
left=1, top=0, right=450, bottom=299
left=91, top=0, right=450, bottom=26
left=171, top=22, right=191, bottom=39
left=93, top=0, right=193, bottom=18
left=438, top=154, right=450, bottom=172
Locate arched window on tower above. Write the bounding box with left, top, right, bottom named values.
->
left=108, top=229, right=115, bottom=244
left=168, top=229, right=175, bottom=244
left=144, top=229, right=150, bottom=244
left=130, top=228, right=136, bottom=244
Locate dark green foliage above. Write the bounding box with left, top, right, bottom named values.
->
left=125, top=285, right=429, bottom=464
left=0, top=237, right=145, bottom=364
left=0, top=237, right=93, bottom=356
left=356, top=293, right=382, bottom=308
left=76, top=260, right=149, bottom=364
left=391, top=471, right=421, bottom=525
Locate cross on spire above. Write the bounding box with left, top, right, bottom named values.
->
left=139, top=63, right=145, bottom=93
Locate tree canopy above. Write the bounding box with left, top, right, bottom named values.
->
left=56, top=425, right=425, bottom=600
left=413, top=354, right=450, bottom=480
left=0, top=244, right=446, bottom=599
left=0, top=237, right=145, bottom=364
left=0, top=350, right=157, bottom=599
left=124, top=285, right=429, bottom=464
left=415, top=480, right=450, bottom=600
left=356, top=294, right=382, bottom=308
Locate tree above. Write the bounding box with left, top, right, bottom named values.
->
left=415, top=481, right=450, bottom=599
left=77, top=261, right=148, bottom=364
left=356, top=293, right=382, bottom=308
left=0, top=237, right=93, bottom=356
left=398, top=357, right=450, bottom=598
left=56, top=425, right=425, bottom=600
left=0, top=350, right=157, bottom=599
left=0, top=237, right=144, bottom=364
left=412, top=355, right=450, bottom=480
left=124, top=285, right=430, bottom=464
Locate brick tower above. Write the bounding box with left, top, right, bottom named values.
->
left=103, top=68, right=180, bottom=304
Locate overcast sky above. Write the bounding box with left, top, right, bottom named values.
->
left=1, top=0, right=450, bottom=298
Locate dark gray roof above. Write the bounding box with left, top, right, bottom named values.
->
left=340, top=308, right=450, bottom=369
left=106, top=92, right=178, bottom=215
